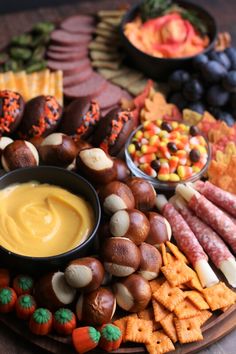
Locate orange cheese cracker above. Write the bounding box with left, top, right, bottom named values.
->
left=166, top=252, right=176, bottom=264
left=152, top=299, right=170, bottom=322
left=137, top=307, right=161, bottom=330
left=113, top=314, right=138, bottom=341
left=186, top=272, right=203, bottom=292
left=160, top=313, right=178, bottom=343
left=174, top=317, right=203, bottom=344
left=174, top=298, right=201, bottom=319
left=161, top=260, right=194, bottom=287
left=138, top=307, right=154, bottom=321
left=149, top=277, right=165, bottom=293
left=153, top=281, right=185, bottom=312
left=202, top=282, right=236, bottom=311
left=195, top=310, right=212, bottom=327
left=161, top=243, right=168, bottom=266
left=185, top=291, right=209, bottom=310
left=125, top=317, right=153, bottom=344
left=166, top=241, right=188, bottom=264
left=146, top=331, right=175, bottom=354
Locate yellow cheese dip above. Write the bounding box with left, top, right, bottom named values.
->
left=0, top=182, right=94, bottom=257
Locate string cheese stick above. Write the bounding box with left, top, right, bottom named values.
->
left=155, top=195, right=219, bottom=288
left=171, top=195, right=236, bottom=287
left=176, top=184, right=236, bottom=254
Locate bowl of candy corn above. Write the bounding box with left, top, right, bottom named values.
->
left=125, top=119, right=211, bottom=190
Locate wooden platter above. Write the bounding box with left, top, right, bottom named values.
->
left=0, top=303, right=236, bottom=353
left=0, top=1, right=236, bottom=354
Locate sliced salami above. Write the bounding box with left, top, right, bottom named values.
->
left=61, top=22, right=95, bottom=35
left=188, top=194, right=236, bottom=254
left=93, top=83, right=123, bottom=109
left=63, top=67, right=93, bottom=88
left=50, top=30, right=91, bottom=46
left=174, top=199, right=234, bottom=268
left=47, top=50, right=88, bottom=61
left=48, top=45, right=89, bottom=53
left=162, top=202, right=208, bottom=266
left=195, top=180, right=236, bottom=218
left=60, top=15, right=95, bottom=30
left=64, top=73, right=108, bottom=99
left=47, top=58, right=91, bottom=75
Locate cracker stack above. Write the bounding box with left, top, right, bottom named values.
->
left=90, top=10, right=150, bottom=96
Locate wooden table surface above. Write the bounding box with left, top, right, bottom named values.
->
left=0, top=0, right=236, bottom=353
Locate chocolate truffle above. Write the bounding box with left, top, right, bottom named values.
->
left=92, top=108, right=134, bottom=156
left=60, top=98, right=100, bottom=138
left=0, top=90, right=24, bottom=135
left=19, top=95, right=62, bottom=138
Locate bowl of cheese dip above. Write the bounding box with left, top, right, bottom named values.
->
left=0, top=166, right=101, bottom=272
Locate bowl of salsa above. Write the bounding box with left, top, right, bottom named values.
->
left=120, top=0, right=217, bottom=80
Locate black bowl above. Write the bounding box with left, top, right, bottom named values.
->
left=0, top=166, right=101, bottom=273
left=120, top=0, right=217, bottom=80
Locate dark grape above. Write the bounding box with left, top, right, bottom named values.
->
left=206, top=85, right=229, bottom=106
left=168, top=92, right=188, bottom=110
left=222, top=71, right=236, bottom=92
left=218, top=111, right=235, bottom=126
left=231, top=108, right=236, bottom=119
left=168, top=70, right=190, bottom=91
left=208, top=106, right=222, bottom=118
left=183, top=79, right=204, bottom=102
left=187, top=101, right=205, bottom=114
left=225, top=47, right=236, bottom=70
left=193, top=54, right=208, bottom=70
left=201, top=60, right=227, bottom=83
left=208, top=51, right=231, bottom=70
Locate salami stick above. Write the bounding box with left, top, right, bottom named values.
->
left=171, top=195, right=236, bottom=287
left=176, top=184, right=236, bottom=254
left=156, top=195, right=219, bottom=288
left=194, top=180, right=236, bottom=218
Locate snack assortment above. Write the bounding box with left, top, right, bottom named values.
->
left=127, top=119, right=208, bottom=182
left=0, top=2, right=236, bottom=354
